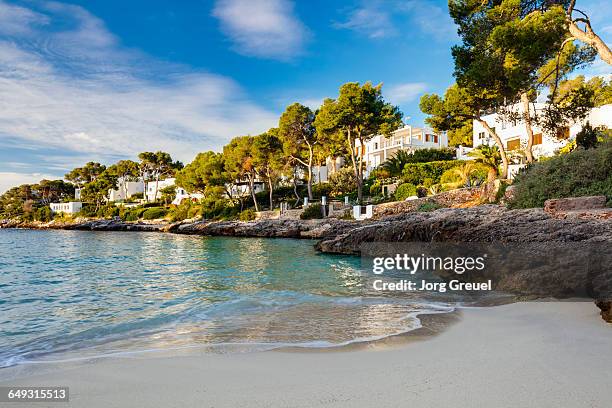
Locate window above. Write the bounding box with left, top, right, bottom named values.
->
left=507, top=138, right=520, bottom=150
left=374, top=142, right=378, bottom=149
left=533, top=133, right=543, bottom=145
left=434, top=135, right=439, bottom=143
left=556, top=127, right=570, bottom=140
left=478, top=132, right=486, bottom=140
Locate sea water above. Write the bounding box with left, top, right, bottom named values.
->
left=0, top=229, right=453, bottom=368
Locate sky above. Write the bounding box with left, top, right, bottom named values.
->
left=0, top=0, right=610, bottom=193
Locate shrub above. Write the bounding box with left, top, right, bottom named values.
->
left=239, top=209, right=256, bottom=221
left=416, top=186, right=428, bottom=198
left=142, top=207, right=168, bottom=220
left=328, top=168, right=357, bottom=196
left=35, top=206, right=53, bottom=222
left=407, top=147, right=457, bottom=163
left=417, top=202, right=443, bottom=212
left=369, top=181, right=382, bottom=196
left=509, top=141, right=612, bottom=208
left=402, top=160, right=461, bottom=186
left=394, top=183, right=417, bottom=201
left=300, top=203, right=323, bottom=219
left=312, top=182, right=333, bottom=198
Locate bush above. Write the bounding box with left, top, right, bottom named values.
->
left=417, top=202, right=443, bottom=212
left=416, top=186, right=428, bottom=198
left=402, top=160, right=461, bottom=186
left=35, top=206, right=53, bottom=222
left=312, top=183, right=333, bottom=198
left=369, top=181, right=382, bottom=196
left=142, top=207, right=168, bottom=220
left=328, top=168, right=357, bottom=196
left=394, top=183, right=417, bottom=201
left=239, top=209, right=256, bottom=221
left=406, top=147, right=457, bottom=163
left=509, top=141, right=612, bottom=208
left=300, top=203, right=323, bottom=219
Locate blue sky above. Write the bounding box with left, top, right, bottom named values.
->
left=0, top=0, right=610, bottom=193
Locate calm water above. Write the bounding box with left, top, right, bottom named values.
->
left=0, top=229, right=452, bottom=368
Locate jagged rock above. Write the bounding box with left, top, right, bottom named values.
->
left=595, top=300, right=612, bottom=323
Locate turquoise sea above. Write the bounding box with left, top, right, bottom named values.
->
left=0, top=229, right=454, bottom=368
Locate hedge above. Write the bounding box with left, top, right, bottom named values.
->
left=402, top=160, right=462, bottom=186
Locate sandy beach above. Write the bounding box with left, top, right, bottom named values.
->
left=1, top=301, right=610, bottom=408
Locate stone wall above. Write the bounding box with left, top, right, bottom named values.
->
left=373, top=188, right=481, bottom=218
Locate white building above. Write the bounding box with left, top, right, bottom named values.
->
left=145, top=178, right=176, bottom=202
left=355, top=125, right=448, bottom=175
left=228, top=181, right=265, bottom=198
left=312, top=157, right=345, bottom=183
left=145, top=178, right=204, bottom=205
left=50, top=202, right=82, bottom=214
left=108, top=181, right=144, bottom=202
left=473, top=103, right=612, bottom=159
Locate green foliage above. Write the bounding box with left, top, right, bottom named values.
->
left=312, top=183, right=332, bottom=198
left=468, top=145, right=501, bottom=179
left=509, top=142, right=612, bottom=208
left=369, top=180, right=382, bottom=196
left=65, top=162, right=106, bottom=187
left=382, top=149, right=457, bottom=180
left=328, top=167, right=357, bottom=197
left=417, top=202, right=443, bottom=212
left=300, top=204, right=323, bottom=220
left=175, top=151, right=227, bottom=194
left=575, top=122, right=599, bottom=150
left=142, top=207, right=168, bottom=220
left=239, top=209, right=256, bottom=221
left=394, top=183, right=417, bottom=201
left=34, top=206, right=53, bottom=222
left=314, top=82, right=403, bottom=200
left=402, top=160, right=462, bottom=186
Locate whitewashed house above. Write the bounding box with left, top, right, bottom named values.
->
left=145, top=178, right=204, bottom=204
left=312, top=157, right=345, bottom=183
left=50, top=202, right=82, bottom=214
left=355, top=125, right=449, bottom=176
left=108, top=181, right=144, bottom=202
left=473, top=103, right=612, bottom=159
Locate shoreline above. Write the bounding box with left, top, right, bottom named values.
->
left=1, top=301, right=610, bottom=407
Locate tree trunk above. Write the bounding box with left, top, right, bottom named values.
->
left=154, top=174, right=159, bottom=202
left=249, top=175, right=259, bottom=212
left=293, top=167, right=301, bottom=207
left=477, top=118, right=509, bottom=179
left=521, top=93, right=535, bottom=163
left=268, top=174, right=274, bottom=210
left=346, top=129, right=361, bottom=202
left=307, top=145, right=313, bottom=201
left=357, top=136, right=365, bottom=203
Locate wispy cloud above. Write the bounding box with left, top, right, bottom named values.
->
left=336, top=0, right=456, bottom=42
left=212, top=0, right=308, bottom=60
left=385, top=82, right=427, bottom=105
left=335, top=5, right=396, bottom=39
left=0, top=172, right=59, bottom=194
left=0, top=0, right=278, bottom=189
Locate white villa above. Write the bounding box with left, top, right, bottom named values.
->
left=50, top=202, right=82, bottom=214
left=355, top=125, right=448, bottom=175
left=108, top=181, right=144, bottom=202
left=145, top=178, right=204, bottom=205
left=473, top=103, right=612, bottom=158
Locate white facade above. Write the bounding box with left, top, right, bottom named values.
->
left=145, top=178, right=176, bottom=202
left=108, top=180, right=144, bottom=202
left=50, top=202, right=82, bottom=214
left=355, top=125, right=448, bottom=174
left=312, top=157, right=345, bottom=183
left=473, top=103, right=612, bottom=159
left=173, top=186, right=204, bottom=205
left=228, top=182, right=265, bottom=198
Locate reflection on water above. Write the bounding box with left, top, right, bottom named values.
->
left=0, top=230, right=452, bottom=367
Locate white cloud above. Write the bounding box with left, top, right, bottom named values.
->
left=335, top=6, right=396, bottom=39
left=212, top=0, right=308, bottom=60
left=0, top=172, right=59, bottom=194
left=385, top=82, right=427, bottom=104
left=0, top=1, right=278, bottom=181
left=0, top=0, right=49, bottom=36
left=336, top=0, right=456, bottom=42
